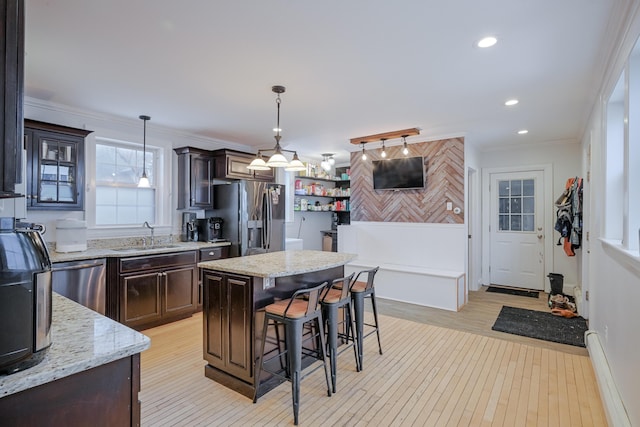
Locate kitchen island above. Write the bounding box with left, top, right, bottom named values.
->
left=198, top=250, right=356, bottom=398
left=0, top=293, right=150, bottom=426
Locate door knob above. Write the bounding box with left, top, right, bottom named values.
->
left=537, top=234, right=543, bottom=239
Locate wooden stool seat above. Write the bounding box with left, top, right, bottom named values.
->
left=265, top=299, right=309, bottom=318
left=349, top=281, right=367, bottom=292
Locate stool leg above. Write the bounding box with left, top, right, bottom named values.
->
left=370, top=291, right=383, bottom=355
left=325, top=303, right=338, bottom=393
left=253, top=314, right=271, bottom=403
left=352, top=292, right=365, bottom=371
left=285, top=320, right=303, bottom=425
left=346, top=302, right=360, bottom=372
left=315, top=314, right=332, bottom=398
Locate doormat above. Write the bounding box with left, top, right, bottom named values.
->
left=491, top=306, right=587, bottom=347
left=486, top=286, right=540, bottom=299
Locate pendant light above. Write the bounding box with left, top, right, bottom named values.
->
left=138, top=115, right=151, bottom=188
left=361, top=142, right=367, bottom=160
left=247, top=85, right=306, bottom=172
left=380, top=138, right=387, bottom=158
left=402, top=135, right=409, bottom=156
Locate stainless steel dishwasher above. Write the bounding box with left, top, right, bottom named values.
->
left=52, top=258, right=107, bottom=315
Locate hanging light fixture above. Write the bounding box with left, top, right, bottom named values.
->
left=320, top=153, right=334, bottom=171
left=247, top=85, right=306, bottom=172
left=401, top=135, right=409, bottom=156
left=138, top=115, right=151, bottom=188
left=380, top=138, right=387, bottom=158
left=361, top=142, right=367, bottom=160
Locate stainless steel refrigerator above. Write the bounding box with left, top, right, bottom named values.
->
left=212, top=181, right=285, bottom=257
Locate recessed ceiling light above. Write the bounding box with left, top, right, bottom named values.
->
left=505, top=99, right=519, bottom=106
left=477, top=36, right=497, bottom=48
left=517, top=129, right=529, bottom=135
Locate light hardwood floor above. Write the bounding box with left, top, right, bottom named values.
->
left=139, top=288, right=605, bottom=426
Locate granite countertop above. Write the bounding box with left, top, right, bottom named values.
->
left=50, top=240, right=231, bottom=263
left=198, top=249, right=357, bottom=278
left=0, top=293, right=150, bottom=398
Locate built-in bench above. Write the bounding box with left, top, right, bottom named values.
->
left=338, top=222, right=467, bottom=312
left=344, top=260, right=466, bottom=312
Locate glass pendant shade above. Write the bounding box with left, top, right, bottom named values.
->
left=266, top=152, right=289, bottom=167
left=138, top=172, right=150, bottom=188
left=247, top=156, right=270, bottom=171
left=285, top=153, right=306, bottom=171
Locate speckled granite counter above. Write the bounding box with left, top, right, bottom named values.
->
left=0, top=293, right=150, bottom=398
left=50, top=240, right=231, bottom=263
left=198, top=249, right=356, bottom=277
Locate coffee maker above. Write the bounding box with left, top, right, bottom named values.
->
left=181, top=212, right=198, bottom=242
left=196, top=217, right=224, bottom=242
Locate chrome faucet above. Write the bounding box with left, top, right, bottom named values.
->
left=143, top=221, right=155, bottom=246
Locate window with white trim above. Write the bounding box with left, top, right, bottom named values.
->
left=94, top=139, right=157, bottom=225
left=605, top=37, right=640, bottom=252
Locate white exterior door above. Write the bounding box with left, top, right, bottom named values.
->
left=489, top=171, right=545, bottom=290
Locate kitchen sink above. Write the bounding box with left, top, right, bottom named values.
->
left=111, top=244, right=181, bottom=252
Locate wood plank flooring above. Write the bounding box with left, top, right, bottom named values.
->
left=139, top=288, right=605, bottom=426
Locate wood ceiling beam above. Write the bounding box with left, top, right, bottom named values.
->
left=349, top=127, right=421, bottom=145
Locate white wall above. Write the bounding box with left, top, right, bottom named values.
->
left=580, top=2, right=640, bottom=423
left=286, top=212, right=333, bottom=251
left=478, top=141, right=582, bottom=289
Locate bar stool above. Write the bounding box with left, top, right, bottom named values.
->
left=253, top=281, right=332, bottom=425
left=320, top=273, right=358, bottom=393
left=350, top=267, right=382, bottom=370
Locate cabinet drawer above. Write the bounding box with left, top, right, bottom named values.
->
left=119, top=251, right=197, bottom=273
left=199, top=246, right=229, bottom=261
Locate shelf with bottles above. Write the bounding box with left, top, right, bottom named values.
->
left=294, top=178, right=350, bottom=197
left=293, top=197, right=350, bottom=213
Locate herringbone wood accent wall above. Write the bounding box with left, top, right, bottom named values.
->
left=350, top=137, right=464, bottom=223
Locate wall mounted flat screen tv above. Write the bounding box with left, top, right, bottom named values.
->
left=372, top=156, right=425, bottom=190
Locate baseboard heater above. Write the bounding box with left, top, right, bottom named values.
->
left=585, top=331, right=631, bottom=427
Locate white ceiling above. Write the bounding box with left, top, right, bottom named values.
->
left=24, top=1, right=616, bottom=164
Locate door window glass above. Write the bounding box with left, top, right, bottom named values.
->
left=498, top=179, right=535, bottom=232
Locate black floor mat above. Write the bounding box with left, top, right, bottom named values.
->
left=491, top=306, right=587, bottom=347
left=486, top=286, right=539, bottom=298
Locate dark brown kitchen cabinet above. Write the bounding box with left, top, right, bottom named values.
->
left=24, top=119, right=92, bottom=210
left=174, top=146, right=214, bottom=210
left=211, top=148, right=275, bottom=182
left=118, top=251, right=198, bottom=330
left=203, top=271, right=252, bottom=382
left=1, top=0, right=24, bottom=198
left=197, top=245, right=230, bottom=311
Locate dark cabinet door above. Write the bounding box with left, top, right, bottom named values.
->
left=1, top=0, right=24, bottom=197
left=225, top=275, right=252, bottom=380
left=164, top=265, right=197, bottom=318
left=175, top=147, right=214, bottom=210
left=190, top=155, right=214, bottom=209
left=203, top=272, right=252, bottom=381
left=24, top=120, right=91, bottom=210
left=204, top=272, right=225, bottom=367
left=121, top=271, right=162, bottom=329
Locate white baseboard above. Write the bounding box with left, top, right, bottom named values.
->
left=585, top=331, right=631, bottom=427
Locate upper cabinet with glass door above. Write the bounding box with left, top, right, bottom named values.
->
left=25, top=119, right=93, bottom=210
